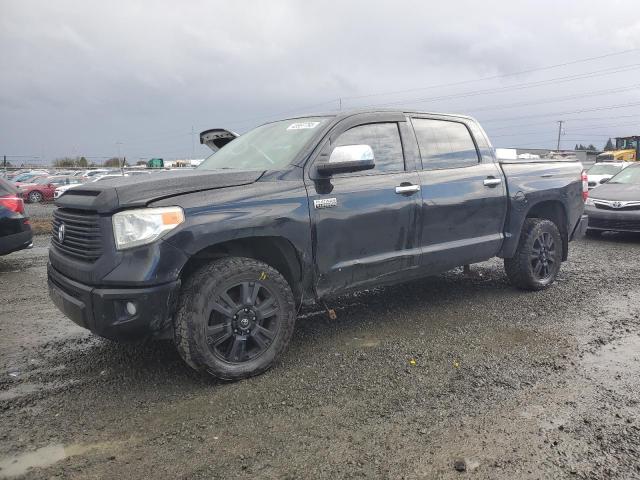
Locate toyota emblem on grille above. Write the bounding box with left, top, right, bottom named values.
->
left=58, top=223, right=65, bottom=243
left=612, top=201, right=623, bottom=209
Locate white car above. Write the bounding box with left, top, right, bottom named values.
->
left=54, top=182, right=83, bottom=199
left=586, top=162, right=632, bottom=189
left=54, top=173, right=133, bottom=199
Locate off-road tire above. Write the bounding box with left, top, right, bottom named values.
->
left=504, top=218, right=563, bottom=291
left=174, top=257, right=296, bottom=380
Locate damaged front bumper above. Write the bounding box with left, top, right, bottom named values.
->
left=48, top=263, right=180, bottom=341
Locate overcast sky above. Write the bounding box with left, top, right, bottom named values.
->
left=2, top=0, right=640, bottom=164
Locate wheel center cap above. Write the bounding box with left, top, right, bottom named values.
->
left=239, top=318, right=250, bottom=328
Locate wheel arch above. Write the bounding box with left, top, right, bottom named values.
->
left=501, top=199, right=570, bottom=261
left=179, top=236, right=307, bottom=304
left=524, top=200, right=569, bottom=261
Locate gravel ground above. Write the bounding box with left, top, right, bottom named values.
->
left=23, top=203, right=56, bottom=220
left=0, top=233, right=639, bottom=479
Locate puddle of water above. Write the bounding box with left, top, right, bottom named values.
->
left=0, top=442, right=118, bottom=478
left=0, top=383, right=43, bottom=402
left=0, top=379, right=80, bottom=402
left=347, top=336, right=381, bottom=348
left=583, top=335, right=640, bottom=374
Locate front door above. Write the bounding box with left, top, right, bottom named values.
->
left=307, top=116, right=422, bottom=297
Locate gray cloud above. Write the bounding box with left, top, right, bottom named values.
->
left=1, top=0, right=640, bottom=164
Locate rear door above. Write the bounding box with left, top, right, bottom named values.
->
left=307, top=113, right=422, bottom=297
left=409, top=116, right=507, bottom=272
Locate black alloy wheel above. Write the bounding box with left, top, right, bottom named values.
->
left=530, top=231, right=557, bottom=282
left=207, top=280, right=280, bottom=363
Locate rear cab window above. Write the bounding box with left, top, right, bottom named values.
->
left=411, top=118, right=480, bottom=170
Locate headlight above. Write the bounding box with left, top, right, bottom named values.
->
left=112, top=206, right=184, bottom=250
left=584, top=197, right=595, bottom=206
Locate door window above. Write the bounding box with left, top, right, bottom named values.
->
left=334, top=123, right=404, bottom=173
left=412, top=118, right=479, bottom=170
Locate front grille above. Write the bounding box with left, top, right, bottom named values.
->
left=595, top=203, right=640, bottom=211
left=52, top=208, right=103, bottom=262
left=589, top=217, right=640, bottom=231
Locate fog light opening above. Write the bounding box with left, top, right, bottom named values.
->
left=125, top=301, right=137, bottom=316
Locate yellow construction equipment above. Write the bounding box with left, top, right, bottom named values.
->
left=597, top=136, right=640, bottom=162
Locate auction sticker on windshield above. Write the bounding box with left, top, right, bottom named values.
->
left=287, top=122, right=320, bottom=130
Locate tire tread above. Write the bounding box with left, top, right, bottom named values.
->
left=173, top=257, right=295, bottom=380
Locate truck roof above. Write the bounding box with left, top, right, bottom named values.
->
left=276, top=108, right=475, bottom=124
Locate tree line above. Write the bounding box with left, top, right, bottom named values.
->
left=52, top=156, right=129, bottom=168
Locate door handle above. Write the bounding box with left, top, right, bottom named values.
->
left=483, top=178, right=502, bottom=187
left=395, top=184, right=421, bottom=194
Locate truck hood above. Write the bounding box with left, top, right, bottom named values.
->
left=590, top=183, right=640, bottom=201
left=55, top=169, right=264, bottom=213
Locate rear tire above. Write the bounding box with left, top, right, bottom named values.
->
left=174, top=257, right=296, bottom=380
left=504, top=218, right=563, bottom=291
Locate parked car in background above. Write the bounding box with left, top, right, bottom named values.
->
left=586, top=162, right=631, bottom=189
left=80, top=169, right=112, bottom=180
left=585, top=163, right=640, bottom=234
left=2, top=169, right=30, bottom=180
left=0, top=177, right=32, bottom=255
left=48, top=110, right=587, bottom=380
left=12, top=171, right=48, bottom=185
left=19, top=176, right=83, bottom=203
left=54, top=182, right=82, bottom=199
left=54, top=173, right=129, bottom=199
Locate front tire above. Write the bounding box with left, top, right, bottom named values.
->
left=174, top=257, right=296, bottom=380
left=504, top=218, right=563, bottom=291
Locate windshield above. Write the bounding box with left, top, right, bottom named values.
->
left=588, top=164, right=623, bottom=175
left=607, top=165, right=640, bottom=185
left=198, top=117, right=329, bottom=171
left=15, top=173, right=40, bottom=181
left=34, top=177, right=60, bottom=184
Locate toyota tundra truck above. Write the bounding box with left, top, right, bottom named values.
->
left=48, top=110, right=588, bottom=380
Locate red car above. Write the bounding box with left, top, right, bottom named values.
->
left=19, top=176, right=83, bottom=203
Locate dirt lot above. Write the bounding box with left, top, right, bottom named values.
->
left=1, top=232, right=639, bottom=479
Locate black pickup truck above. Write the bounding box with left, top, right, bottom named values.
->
left=48, top=110, right=588, bottom=380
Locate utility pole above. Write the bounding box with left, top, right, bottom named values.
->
left=556, top=120, right=564, bottom=151
left=191, top=126, right=195, bottom=158
left=116, top=141, right=124, bottom=173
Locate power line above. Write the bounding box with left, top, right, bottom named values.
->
left=209, top=47, right=640, bottom=130
left=339, top=47, right=640, bottom=102
left=352, top=64, right=640, bottom=110
left=480, top=101, right=640, bottom=124
left=486, top=113, right=640, bottom=131
left=461, top=83, right=640, bottom=113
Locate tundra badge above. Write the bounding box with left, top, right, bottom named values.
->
left=314, top=198, right=337, bottom=209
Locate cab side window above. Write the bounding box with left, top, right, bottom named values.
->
left=334, top=123, right=404, bottom=173
left=412, top=118, right=479, bottom=170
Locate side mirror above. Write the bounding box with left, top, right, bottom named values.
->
left=316, top=145, right=375, bottom=175
left=600, top=177, right=610, bottom=184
